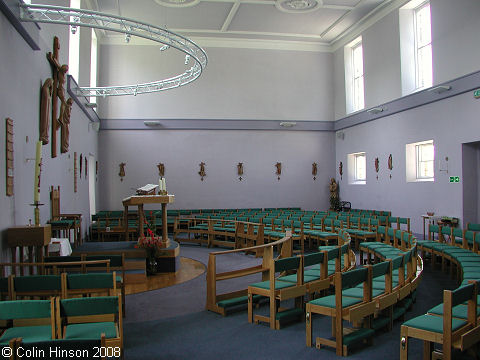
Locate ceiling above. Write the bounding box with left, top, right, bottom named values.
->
left=84, top=0, right=397, bottom=51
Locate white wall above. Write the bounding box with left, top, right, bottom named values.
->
left=335, top=91, right=480, bottom=234
left=333, top=0, right=480, bottom=119
left=97, top=46, right=334, bottom=122
left=98, top=130, right=335, bottom=211
left=0, top=7, right=98, bottom=260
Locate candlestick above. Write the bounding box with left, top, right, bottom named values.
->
left=34, top=141, right=42, bottom=202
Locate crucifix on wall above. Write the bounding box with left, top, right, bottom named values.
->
left=47, top=36, right=71, bottom=157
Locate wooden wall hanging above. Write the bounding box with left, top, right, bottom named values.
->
left=6, top=118, right=14, bottom=196
left=375, top=157, right=379, bottom=180
left=339, top=161, right=343, bottom=180
left=60, top=97, right=73, bottom=153
left=237, top=162, right=243, bottom=181
left=40, top=78, right=53, bottom=145
left=74, top=152, right=77, bottom=193
left=47, top=36, right=69, bottom=158
left=79, top=154, right=83, bottom=179
left=388, top=154, right=393, bottom=179
left=119, top=162, right=126, bottom=181
left=275, top=162, right=281, bottom=181
left=157, top=163, right=165, bottom=177
left=312, top=162, right=318, bottom=180
left=198, top=162, right=206, bottom=181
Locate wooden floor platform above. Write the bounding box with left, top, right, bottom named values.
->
left=125, top=257, right=205, bottom=295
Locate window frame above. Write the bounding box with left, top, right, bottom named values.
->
left=413, top=1, right=432, bottom=90
left=354, top=152, right=366, bottom=182
left=415, top=141, right=434, bottom=180
left=344, top=36, right=365, bottom=114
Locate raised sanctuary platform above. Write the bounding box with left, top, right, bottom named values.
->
left=73, top=240, right=180, bottom=283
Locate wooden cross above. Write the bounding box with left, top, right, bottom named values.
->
left=47, top=36, right=68, bottom=158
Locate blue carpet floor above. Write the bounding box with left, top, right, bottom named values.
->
left=123, top=243, right=475, bottom=359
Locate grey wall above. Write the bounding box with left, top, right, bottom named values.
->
left=333, top=0, right=480, bottom=120
left=97, top=46, right=334, bottom=122
left=0, top=6, right=98, bottom=261
left=97, top=130, right=335, bottom=211
left=335, top=91, right=480, bottom=234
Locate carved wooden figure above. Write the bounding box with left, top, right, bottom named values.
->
left=237, top=162, right=244, bottom=181
left=40, top=78, right=53, bottom=145
left=60, top=97, right=72, bottom=153
left=119, top=162, right=126, bottom=182
left=388, top=154, right=393, bottom=179
left=339, top=161, right=343, bottom=180
left=375, top=157, right=379, bottom=180
left=275, top=162, right=281, bottom=180
left=46, top=36, right=66, bottom=158
left=312, top=162, right=318, bottom=180
left=198, top=162, right=206, bottom=181
left=157, top=163, right=165, bottom=177
left=79, top=154, right=83, bottom=179
left=74, top=152, right=77, bottom=193
left=329, top=178, right=339, bottom=210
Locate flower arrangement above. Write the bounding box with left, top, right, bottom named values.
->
left=135, top=212, right=167, bottom=256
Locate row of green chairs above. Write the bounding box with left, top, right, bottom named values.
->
left=247, top=230, right=354, bottom=330
left=0, top=296, right=123, bottom=356
left=399, top=224, right=480, bottom=358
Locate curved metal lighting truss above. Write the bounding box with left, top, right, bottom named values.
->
left=19, top=4, right=208, bottom=97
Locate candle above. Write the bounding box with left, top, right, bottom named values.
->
left=159, top=178, right=162, bottom=193
left=34, top=141, right=42, bottom=202
left=162, top=178, right=166, bottom=194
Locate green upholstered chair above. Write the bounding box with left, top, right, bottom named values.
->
left=400, top=282, right=478, bottom=360
left=0, top=299, right=56, bottom=345
left=306, top=266, right=376, bottom=356
left=56, top=296, right=122, bottom=354
left=248, top=255, right=306, bottom=330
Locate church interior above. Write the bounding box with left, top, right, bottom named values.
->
left=1, top=0, right=480, bottom=358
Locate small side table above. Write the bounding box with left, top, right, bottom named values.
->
left=421, top=215, right=435, bottom=240
left=7, top=224, right=52, bottom=275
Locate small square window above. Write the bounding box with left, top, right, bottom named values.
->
left=348, top=152, right=366, bottom=184
left=416, top=142, right=434, bottom=179
left=406, top=140, right=434, bottom=182
left=354, top=153, right=366, bottom=181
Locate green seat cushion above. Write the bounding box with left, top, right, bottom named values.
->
left=0, top=326, right=52, bottom=345
left=64, top=322, right=117, bottom=340
left=308, top=295, right=362, bottom=308
left=49, top=220, right=75, bottom=226
left=249, top=280, right=295, bottom=290
left=342, top=287, right=384, bottom=298
left=402, top=314, right=467, bottom=333
left=304, top=269, right=321, bottom=277
left=279, top=274, right=320, bottom=283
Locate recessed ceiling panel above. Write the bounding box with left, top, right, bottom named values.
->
left=229, top=4, right=346, bottom=36
left=116, top=0, right=231, bottom=30
left=320, top=0, right=387, bottom=42
left=323, top=0, right=360, bottom=6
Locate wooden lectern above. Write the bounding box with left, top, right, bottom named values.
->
left=122, top=195, right=175, bottom=241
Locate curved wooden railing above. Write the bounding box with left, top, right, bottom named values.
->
left=206, top=234, right=293, bottom=315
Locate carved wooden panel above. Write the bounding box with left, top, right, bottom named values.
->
left=6, top=118, right=14, bottom=196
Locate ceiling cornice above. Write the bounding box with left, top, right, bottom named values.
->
left=99, top=34, right=331, bottom=52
